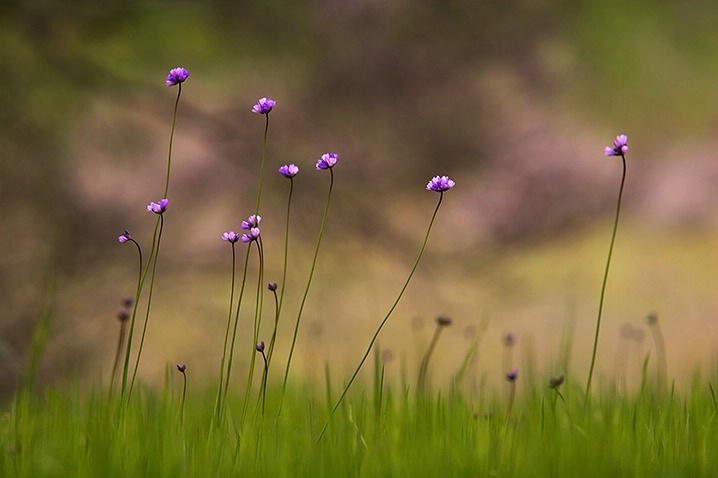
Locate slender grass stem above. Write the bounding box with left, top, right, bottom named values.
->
left=279, top=168, right=335, bottom=415
left=317, top=192, right=445, bottom=441
left=585, top=154, right=626, bottom=399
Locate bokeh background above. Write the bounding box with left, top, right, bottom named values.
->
left=3, top=0, right=718, bottom=398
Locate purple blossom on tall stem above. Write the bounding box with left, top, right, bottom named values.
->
left=165, top=67, right=189, bottom=87
left=315, top=153, right=338, bottom=170
left=268, top=282, right=278, bottom=291
left=241, top=228, right=260, bottom=243
left=222, top=231, right=240, bottom=244
left=604, top=134, right=628, bottom=156
left=147, top=198, right=169, bottom=214
left=241, top=215, right=261, bottom=230
left=505, top=368, right=519, bottom=382
left=426, top=175, right=456, bottom=192
left=118, top=230, right=132, bottom=243
left=279, top=164, right=299, bottom=178
left=252, top=97, right=276, bottom=115
left=586, top=133, right=630, bottom=399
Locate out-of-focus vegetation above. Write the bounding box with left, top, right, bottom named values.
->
left=2, top=0, right=718, bottom=397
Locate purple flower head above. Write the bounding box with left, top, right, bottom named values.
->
left=426, top=175, right=456, bottom=192
left=279, top=164, right=299, bottom=178
left=505, top=368, right=519, bottom=382
left=118, top=229, right=131, bottom=244
left=241, top=227, right=260, bottom=243
left=604, top=134, right=628, bottom=156
left=503, top=332, right=516, bottom=348
left=252, top=97, right=276, bottom=114
left=147, top=198, right=169, bottom=214
left=222, top=230, right=240, bottom=244
left=268, top=282, right=278, bottom=291
left=316, top=153, right=338, bottom=170
left=166, top=67, right=189, bottom=87
left=241, top=214, right=261, bottom=230
left=117, top=309, right=130, bottom=322
left=256, top=341, right=265, bottom=353
left=549, top=375, right=565, bottom=389
left=121, top=297, right=134, bottom=308
left=176, top=363, right=187, bottom=373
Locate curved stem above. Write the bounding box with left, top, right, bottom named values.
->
left=585, top=155, right=626, bottom=399
left=317, top=192, right=445, bottom=441
left=279, top=169, right=334, bottom=415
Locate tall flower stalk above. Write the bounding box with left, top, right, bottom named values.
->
left=251, top=97, right=275, bottom=216
left=317, top=175, right=455, bottom=441
left=213, top=230, right=240, bottom=424
left=120, top=68, right=188, bottom=399
left=585, top=134, right=628, bottom=398
left=279, top=154, right=337, bottom=414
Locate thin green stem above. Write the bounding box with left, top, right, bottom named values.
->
left=585, top=154, right=626, bottom=398
left=268, top=177, right=294, bottom=366
left=121, top=219, right=159, bottom=397
left=164, top=83, right=182, bottom=198
left=129, top=214, right=166, bottom=398
left=279, top=168, right=335, bottom=415
left=240, top=239, right=265, bottom=426
left=317, top=192, right=445, bottom=441
left=222, top=246, right=252, bottom=414
left=213, top=243, right=237, bottom=425
left=417, top=323, right=445, bottom=392
left=254, top=113, right=270, bottom=216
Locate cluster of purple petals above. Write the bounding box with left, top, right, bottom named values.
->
left=241, top=215, right=261, bottom=230
left=268, top=282, right=278, bottom=291
left=166, top=67, right=189, bottom=87
left=118, top=229, right=132, bottom=243
left=279, top=164, right=299, bottom=178
left=147, top=198, right=169, bottom=214
left=222, top=231, right=240, bottom=243
left=604, top=134, right=628, bottom=156
left=256, top=341, right=265, bottom=353
left=505, top=368, right=519, bottom=382
left=426, top=175, right=455, bottom=192
left=252, top=97, right=276, bottom=114
left=241, top=228, right=260, bottom=243
left=176, top=364, right=187, bottom=373
left=316, top=153, right=338, bottom=170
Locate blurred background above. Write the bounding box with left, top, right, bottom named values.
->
left=2, top=0, right=718, bottom=398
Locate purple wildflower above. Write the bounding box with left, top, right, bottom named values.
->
left=256, top=341, right=266, bottom=353
left=241, top=214, right=261, bottom=230
left=166, top=67, right=189, bottom=87
left=426, top=175, right=456, bottom=192
left=121, top=297, right=133, bottom=308
left=118, top=229, right=132, bottom=243
left=241, top=227, right=260, bottom=243
left=117, top=309, right=130, bottom=322
left=252, top=97, right=276, bottom=114
left=279, top=164, right=299, bottom=178
left=604, top=134, right=628, bottom=156
left=177, top=364, right=187, bottom=373
left=549, top=375, right=565, bottom=389
left=505, top=368, right=519, bottom=382
left=316, top=153, right=338, bottom=170
left=147, top=198, right=169, bottom=214
left=222, top=230, right=240, bottom=244
left=268, top=282, right=278, bottom=291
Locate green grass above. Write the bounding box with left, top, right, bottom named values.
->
left=3, top=370, right=717, bottom=477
